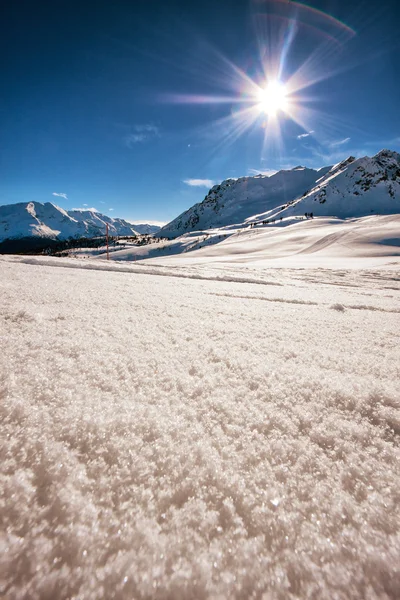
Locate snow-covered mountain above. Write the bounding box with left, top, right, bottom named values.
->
left=127, top=223, right=161, bottom=235
left=160, top=166, right=331, bottom=238
left=160, top=150, right=400, bottom=238
left=0, top=202, right=139, bottom=244
left=272, top=149, right=400, bottom=221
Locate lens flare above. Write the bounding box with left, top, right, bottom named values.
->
left=158, top=0, right=357, bottom=162
left=257, top=81, right=289, bottom=116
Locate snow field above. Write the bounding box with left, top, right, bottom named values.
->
left=1, top=257, right=400, bottom=599
left=85, top=214, right=400, bottom=269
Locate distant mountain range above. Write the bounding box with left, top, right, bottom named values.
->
left=126, top=223, right=162, bottom=235
left=1, top=150, right=399, bottom=254
left=0, top=203, right=161, bottom=251
left=160, top=150, right=400, bottom=238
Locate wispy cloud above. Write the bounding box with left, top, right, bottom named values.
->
left=248, top=168, right=277, bottom=177
left=126, top=133, right=147, bottom=144
left=125, top=124, right=160, bottom=147
left=329, top=137, right=351, bottom=147
left=183, top=178, right=215, bottom=188
left=297, top=130, right=314, bottom=140
left=72, top=207, right=99, bottom=212
left=52, top=192, right=68, bottom=200
left=109, top=208, right=114, bottom=211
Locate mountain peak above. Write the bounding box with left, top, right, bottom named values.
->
left=373, top=149, right=400, bottom=164
left=26, top=202, right=37, bottom=217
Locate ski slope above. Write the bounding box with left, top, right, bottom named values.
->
left=1, top=252, right=399, bottom=599
left=86, top=214, right=400, bottom=270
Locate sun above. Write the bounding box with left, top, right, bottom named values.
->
left=257, top=81, right=289, bottom=116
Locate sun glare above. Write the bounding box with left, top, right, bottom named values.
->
left=162, top=0, right=358, bottom=157
left=257, top=81, right=289, bottom=116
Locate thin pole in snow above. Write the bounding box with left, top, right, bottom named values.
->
left=106, top=223, right=109, bottom=260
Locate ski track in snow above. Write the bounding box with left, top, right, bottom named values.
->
left=1, top=255, right=400, bottom=599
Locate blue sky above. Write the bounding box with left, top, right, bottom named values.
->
left=1, top=0, right=399, bottom=223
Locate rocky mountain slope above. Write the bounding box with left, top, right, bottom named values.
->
left=160, top=150, right=400, bottom=238
left=160, top=166, right=331, bottom=238
left=274, top=149, right=400, bottom=221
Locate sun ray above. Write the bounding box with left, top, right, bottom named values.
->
left=159, top=93, right=248, bottom=105
left=198, top=105, right=262, bottom=157
left=261, top=114, right=285, bottom=161
left=158, top=0, right=359, bottom=166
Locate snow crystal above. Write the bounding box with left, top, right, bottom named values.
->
left=1, top=256, right=399, bottom=599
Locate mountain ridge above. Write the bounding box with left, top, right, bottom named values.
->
left=160, top=165, right=331, bottom=238
left=2, top=149, right=399, bottom=252
left=0, top=202, right=147, bottom=244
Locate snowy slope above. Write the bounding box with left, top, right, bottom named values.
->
left=0, top=202, right=139, bottom=243
left=0, top=202, right=73, bottom=241
left=160, top=166, right=331, bottom=238
left=1, top=255, right=399, bottom=599
left=98, top=214, right=400, bottom=269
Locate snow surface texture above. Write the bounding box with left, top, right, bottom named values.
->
left=160, top=150, right=400, bottom=239
left=1, top=254, right=400, bottom=599
left=0, top=203, right=139, bottom=242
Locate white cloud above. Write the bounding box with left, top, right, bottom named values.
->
left=109, top=208, right=114, bottom=211
left=329, top=137, right=351, bottom=147
left=52, top=192, right=68, bottom=200
left=183, top=179, right=215, bottom=188
left=126, top=133, right=147, bottom=144
left=71, top=207, right=99, bottom=212
left=248, top=169, right=277, bottom=177
left=297, top=131, right=314, bottom=140
left=125, top=124, right=160, bottom=147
